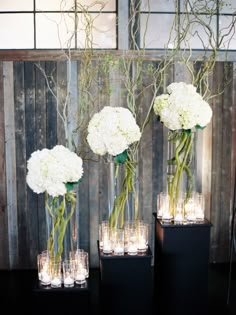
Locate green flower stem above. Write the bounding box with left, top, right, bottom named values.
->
left=109, top=152, right=137, bottom=229
left=46, top=191, right=76, bottom=264
left=168, top=130, right=194, bottom=216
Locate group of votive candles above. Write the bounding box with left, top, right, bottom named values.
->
left=37, top=249, right=89, bottom=288
left=99, top=220, right=149, bottom=256
left=157, top=191, right=205, bottom=224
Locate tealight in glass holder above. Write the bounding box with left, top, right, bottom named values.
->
left=137, top=222, right=148, bottom=253
left=157, top=192, right=164, bottom=219
left=74, top=255, right=87, bottom=285
left=185, top=194, right=197, bottom=222
left=50, top=262, right=62, bottom=288
left=113, top=228, right=125, bottom=255
left=161, top=193, right=173, bottom=223
left=195, top=193, right=205, bottom=221
left=99, top=220, right=109, bottom=249
left=62, top=260, right=75, bottom=288
left=127, top=225, right=138, bottom=255
left=102, top=226, right=113, bottom=254
left=174, top=196, right=185, bottom=224
left=37, top=252, right=51, bottom=286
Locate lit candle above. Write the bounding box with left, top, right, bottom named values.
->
left=174, top=213, right=184, bottom=222
left=40, top=271, right=51, bottom=285
left=51, top=277, right=61, bottom=288
left=128, top=244, right=138, bottom=255
left=114, top=246, right=124, bottom=255
left=75, top=273, right=86, bottom=284
left=64, top=276, right=74, bottom=287
left=103, top=240, right=112, bottom=254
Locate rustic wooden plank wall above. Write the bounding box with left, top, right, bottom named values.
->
left=0, top=59, right=235, bottom=269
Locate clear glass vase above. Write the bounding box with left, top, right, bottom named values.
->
left=45, top=191, right=78, bottom=263
left=106, top=151, right=139, bottom=229
left=166, top=129, right=197, bottom=219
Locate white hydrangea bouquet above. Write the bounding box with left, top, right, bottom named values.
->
left=87, top=106, right=141, bottom=228
left=154, top=82, right=212, bottom=215
left=26, top=145, right=83, bottom=263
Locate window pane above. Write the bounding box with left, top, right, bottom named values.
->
left=180, top=0, right=217, bottom=13
left=77, top=13, right=116, bottom=48
left=140, top=14, right=177, bottom=49
left=76, top=0, right=116, bottom=11
left=36, top=0, right=116, bottom=12
left=141, top=0, right=176, bottom=12
left=36, top=13, right=75, bottom=49
left=0, top=0, right=33, bottom=11
left=36, top=0, right=75, bottom=11
left=220, top=0, right=236, bottom=14
left=0, top=14, right=34, bottom=48
left=219, top=15, right=236, bottom=49
left=180, top=14, right=217, bottom=49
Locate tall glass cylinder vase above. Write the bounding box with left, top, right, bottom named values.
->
left=45, top=191, right=78, bottom=263
left=166, top=129, right=198, bottom=219
left=107, top=151, right=139, bottom=229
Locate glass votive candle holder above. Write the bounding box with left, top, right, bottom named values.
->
left=127, top=226, right=138, bottom=255
left=185, top=196, right=196, bottom=222
left=50, top=262, right=62, bottom=288
left=102, top=226, right=113, bottom=254
left=174, top=197, right=185, bottom=224
left=113, top=228, right=125, bottom=255
left=137, top=222, right=148, bottom=253
left=74, top=256, right=86, bottom=285
left=195, top=193, right=205, bottom=221
left=157, top=192, right=166, bottom=219
left=37, top=253, right=51, bottom=286
left=99, top=220, right=109, bottom=249
left=62, top=260, right=75, bottom=288
left=162, top=194, right=173, bottom=223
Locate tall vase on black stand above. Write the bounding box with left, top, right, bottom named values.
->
left=153, top=82, right=213, bottom=315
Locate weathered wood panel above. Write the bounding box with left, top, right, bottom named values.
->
left=0, top=58, right=235, bottom=269
left=3, top=62, right=19, bottom=269
left=0, top=62, right=9, bottom=269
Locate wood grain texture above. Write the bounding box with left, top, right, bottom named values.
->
left=0, top=62, right=9, bottom=269
left=3, top=62, right=19, bottom=269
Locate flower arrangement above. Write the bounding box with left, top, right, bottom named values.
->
left=87, top=106, right=141, bottom=157
left=87, top=106, right=141, bottom=228
left=154, top=82, right=212, bottom=216
left=26, top=145, right=83, bottom=263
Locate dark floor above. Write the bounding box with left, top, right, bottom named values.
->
left=0, top=263, right=235, bottom=315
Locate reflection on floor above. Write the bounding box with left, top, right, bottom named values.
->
left=0, top=263, right=235, bottom=315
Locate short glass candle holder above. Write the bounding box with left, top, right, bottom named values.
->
left=174, top=197, right=185, bottom=224
left=50, top=262, right=62, bottom=288
left=161, top=194, right=173, bottom=223
left=63, top=260, right=75, bottom=288
left=195, top=193, right=205, bottom=221
left=137, top=222, right=148, bottom=253
left=37, top=252, right=51, bottom=286
left=185, top=195, right=197, bottom=222
left=102, top=226, right=113, bottom=254
left=113, top=228, right=125, bottom=255
left=74, top=257, right=87, bottom=285
left=127, top=226, right=138, bottom=255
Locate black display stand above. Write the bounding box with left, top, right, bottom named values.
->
left=98, top=240, right=153, bottom=315
left=32, top=278, right=90, bottom=315
left=153, top=214, right=212, bottom=315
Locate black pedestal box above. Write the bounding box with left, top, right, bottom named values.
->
left=98, top=241, right=153, bottom=315
left=153, top=214, right=212, bottom=315
left=32, top=279, right=90, bottom=315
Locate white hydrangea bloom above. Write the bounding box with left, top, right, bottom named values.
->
left=154, top=82, right=213, bottom=130
left=26, top=145, right=83, bottom=197
left=87, top=106, right=141, bottom=156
